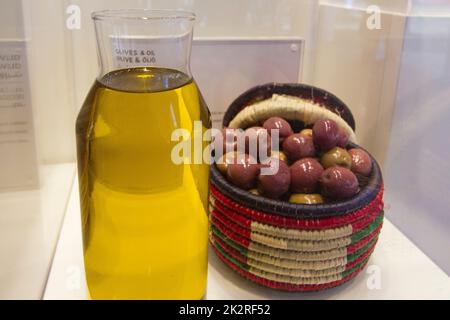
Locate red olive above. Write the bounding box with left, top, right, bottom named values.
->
left=282, top=134, right=316, bottom=162
left=213, top=128, right=238, bottom=155
left=312, top=119, right=340, bottom=151
left=243, top=127, right=271, bottom=160
left=263, top=117, right=293, bottom=142
left=320, top=166, right=359, bottom=200
left=349, top=148, right=373, bottom=176
left=290, top=158, right=324, bottom=193
left=336, top=128, right=349, bottom=148
left=257, top=158, right=291, bottom=199
left=215, top=151, right=238, bottom=175
left=227, top=154, right=259, bottom=190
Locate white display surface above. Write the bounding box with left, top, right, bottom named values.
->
left=0, top=163, right=75, bottom=299
left=44, top=177, right=450, bottom=300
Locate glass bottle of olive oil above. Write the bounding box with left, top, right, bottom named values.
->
left=76, top=10, right=210, bottom=299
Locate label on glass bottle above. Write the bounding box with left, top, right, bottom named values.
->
left=109, top=37, right=303, bottom=129
left=0, top=40, right=39, bottom=190
left=109, top=35, right=190, bottom=70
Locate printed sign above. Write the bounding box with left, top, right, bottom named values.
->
left=0, top=40, right=39, bottom=191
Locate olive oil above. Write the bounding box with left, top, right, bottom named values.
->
left=76, top=67, right=210, bottom=299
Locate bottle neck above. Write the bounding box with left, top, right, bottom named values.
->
left=92, top=10, right=195, bottom=79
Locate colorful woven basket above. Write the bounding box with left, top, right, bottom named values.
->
left=209, top=83, right=384, bottom=292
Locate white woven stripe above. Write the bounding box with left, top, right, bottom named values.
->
left=249, top=266, right=343, bottom=285
left=250, top=220, right=353, bottom=241
left=228, top=94, right=357, bottom=143
left=248, top=241, right=348, bottom=261
left=247, top=258, right=346, bottom=278
left=247, top=250, right=348, bottom=270
left=250, top=232, right=352, bottom=252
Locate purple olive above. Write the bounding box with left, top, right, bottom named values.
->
left=282, top=134, right=316, bottom=162
left=263, top=117, right=293, bottom=142
left=213, top=128, right=238, bottom=155
left=336, top=128, right=349, bottom=148
left=320, top=166, right=359, bottom=200
left=227, top=154, right=259, bottom=190
left=243, top=126, right=271, bottom=160
left=290, top=158, right=324, bottom=193
left=215, top=151, right=238, bottom=176
left=349, top=148, right=373, bottom=176
left=312, top=119, right=340, bottom=151
left=257, top=158, right=291, bottom=199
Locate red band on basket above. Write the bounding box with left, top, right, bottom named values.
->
left=211, top=200, right=381, bottom=237
left=210, top=185, right=384, bottom=230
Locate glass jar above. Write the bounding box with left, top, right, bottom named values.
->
left=75, top=9, right=210, bottom=299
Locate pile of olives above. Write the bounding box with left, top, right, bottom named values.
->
left=214, top=117, right=372, bottom=204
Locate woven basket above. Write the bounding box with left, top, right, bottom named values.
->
left=209, top=83, right=384, bottom=292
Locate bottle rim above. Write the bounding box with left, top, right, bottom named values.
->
left=92, top=9, right=196, bottom=22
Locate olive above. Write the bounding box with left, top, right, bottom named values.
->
left=320, top=166, right=359, bottom=200
left=290, top=158, right=324, bottom=193
left=243, top=127, right=271, bottom=160
left=213, top=128, right=238, bottom=156
left=299, top=128, right=313, bottom=138
left=312, top=119, right=340, bottom=151
left=289, top=193, right=324, bottom=204
left=349, top=148, right=373, bottom=176
left=270, top=150, right=288, bottom=163
left=336, top=128, right=349, bottom=148
left=227, top=154, right=259, bottom=190
left=263, top=117, right=293, bottom=142
left=257, top=159, right=291, bottom=199
left=320, top=147, right=351, bottom=169
left=215, top=151, right=239, bottom=175
left=282, top=134, right=316, bottom=162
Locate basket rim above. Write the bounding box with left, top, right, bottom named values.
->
left=223, top=82, right=356, bottom=131
left=210, top=143, right=383, bottom=219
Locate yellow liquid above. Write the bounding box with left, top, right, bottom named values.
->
left=76, top=67, right=211, bottom=299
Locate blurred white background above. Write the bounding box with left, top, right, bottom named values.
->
left=0, top=0, right=449, bottom=298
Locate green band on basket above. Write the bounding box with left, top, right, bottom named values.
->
left=351, top=211, right=384, bottom=243
left=213, top=238, right=251, bottom=272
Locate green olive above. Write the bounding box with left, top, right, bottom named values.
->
left=270, top=150, right=288, bottom=163
left=299, top=129, right=313, bottom=138
left=320, top=147, right=351, bottom=169
left=289, top=193, right=324, bottom=204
